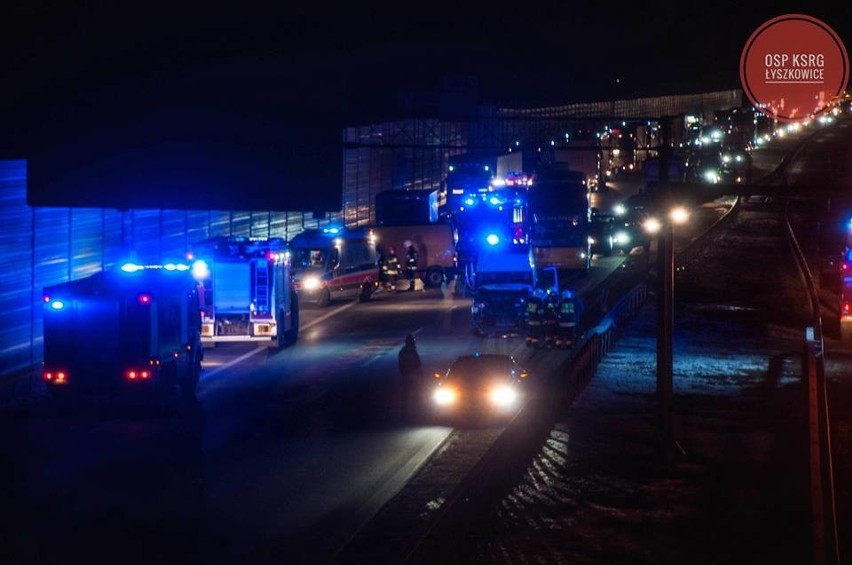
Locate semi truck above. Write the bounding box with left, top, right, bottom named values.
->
left=188, top=236, right=298, bottom=349
left=41, top=263, right=204, bottom=404
left=289, top=226, right=381, bottom=306
left=527, top=164, right=592, bottom=274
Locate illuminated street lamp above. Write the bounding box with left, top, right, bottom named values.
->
left=644, top=205, right=690, bottom=465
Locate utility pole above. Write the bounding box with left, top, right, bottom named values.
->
left=656, top=211, right=675, bottom=468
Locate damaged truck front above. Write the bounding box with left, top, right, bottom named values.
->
left=470, top=249, right=536, bottom=337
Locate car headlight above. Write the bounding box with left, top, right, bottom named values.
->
left=433, top=386, right=458, bottom=406
left=489, top=384, right=518, bottom=407
left=613, top=231, right=631, bottom=245
left=302, top=276, right=321, bottom=290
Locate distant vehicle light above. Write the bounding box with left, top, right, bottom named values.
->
left=702, top=170, right=720, bottom=183
left=613, top=203, right=627, bottom=216
left=644, top=217, right=662, bottom=234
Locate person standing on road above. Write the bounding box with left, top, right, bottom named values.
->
left=398, top=333, right=423, bottom=420
left=403, top=240, right=418, bottom=291
left=382, top=246, right=401, bottom=292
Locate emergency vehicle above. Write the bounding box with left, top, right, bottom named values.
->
left=187, top=236, right=298, bottom=349
left=469, top=247, right=535, bottom=337
left=289, top=226, right=381, bottom=306
left=840, top=248, right=852, bottom=340
left=41, top=263, right=203, bottom=403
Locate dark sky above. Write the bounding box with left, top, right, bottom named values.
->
left=1, top=1, right=847, bottom=211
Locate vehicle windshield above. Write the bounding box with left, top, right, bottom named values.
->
left=292, top=247, right=329, bottom=270
left=477, top=271, right=533, bottom=286
left=447, top=356, right=512, bottom=381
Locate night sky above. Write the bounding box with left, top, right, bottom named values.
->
left=0, top=1, right=846, bottom=211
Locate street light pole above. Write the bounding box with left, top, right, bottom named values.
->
left=657, top=218, right=674, bottom=466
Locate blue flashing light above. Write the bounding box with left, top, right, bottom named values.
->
left=463, top=195, right=478, bottom=207
left=121, top=263, right=144, bottom=273
left=322, top=226, right=341, bottom=235
left=50, top=299, right=65, bottom=311
left=191, top=259, right=211, bottom=281
left=488, top=195, right=504, bottom=206
left=485, top=233, right=501, bottom=246
left=163, top=263, right=190, bottom=271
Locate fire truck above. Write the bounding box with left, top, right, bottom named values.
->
left=187, top=236, right=299, bottom=349
left=41, top=263, right=204, bottom=403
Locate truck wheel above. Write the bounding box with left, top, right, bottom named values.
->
left=181, top=354, right=200, bottom=398
left=423, top=267, right=444, bottom=288
left=281, top=303, right=299, bottom=348
left=317, top=287, right=331, bottom=307
left=158, top=365, right=178, bottom=409
left=359, top=281, right=373, bottom=302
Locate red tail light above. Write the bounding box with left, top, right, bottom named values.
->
left=843, top=301, right=851, bottom=315
left=137, top=293, right=152, bottom=306
left=125, top=369, right=151, bottom=381
left=44, top=370, right=68, bottom=384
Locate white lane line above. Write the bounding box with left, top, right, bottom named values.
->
left=301, top=300, right=358, bottom=331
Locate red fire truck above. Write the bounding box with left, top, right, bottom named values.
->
left=188, top=236, right=299, bottom=349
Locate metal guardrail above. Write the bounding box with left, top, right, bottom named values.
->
left=785, top=197, right=840, bottom=565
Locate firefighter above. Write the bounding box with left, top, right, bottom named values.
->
left=525, top=288, right=547, bottom=347
left=404, top=240, right=418, bottom=291
left=555, top=289, right=583, bottom=348
left=542, top=290, right=560, bottom=348
left=382, top=246, right=401, bottom=292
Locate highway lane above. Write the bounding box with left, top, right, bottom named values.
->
left=0, top=266, right=625, bottom=564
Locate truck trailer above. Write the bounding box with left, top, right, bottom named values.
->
left=188, top=236, right=299, bottom=348
left=368, top=222, right=460, bottom=288
left=41, top=263, right=204, bottom=403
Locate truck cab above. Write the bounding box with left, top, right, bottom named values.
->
left=469, top=248, right=536, bottom=337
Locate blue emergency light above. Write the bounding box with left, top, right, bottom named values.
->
left=485, top=233, right=501, bottom=246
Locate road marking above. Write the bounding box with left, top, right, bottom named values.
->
left=301, top=300, right=358, bottom=331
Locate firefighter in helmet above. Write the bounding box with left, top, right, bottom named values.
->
left=542, top=289, right=560, bottom=348
left=555, top=289, right=584, bottom=348
left=382, top=246, right=401, bottom=292
left=526, top=288, right=547, bottom=347
left=403, top=240, right=418, bottom=291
